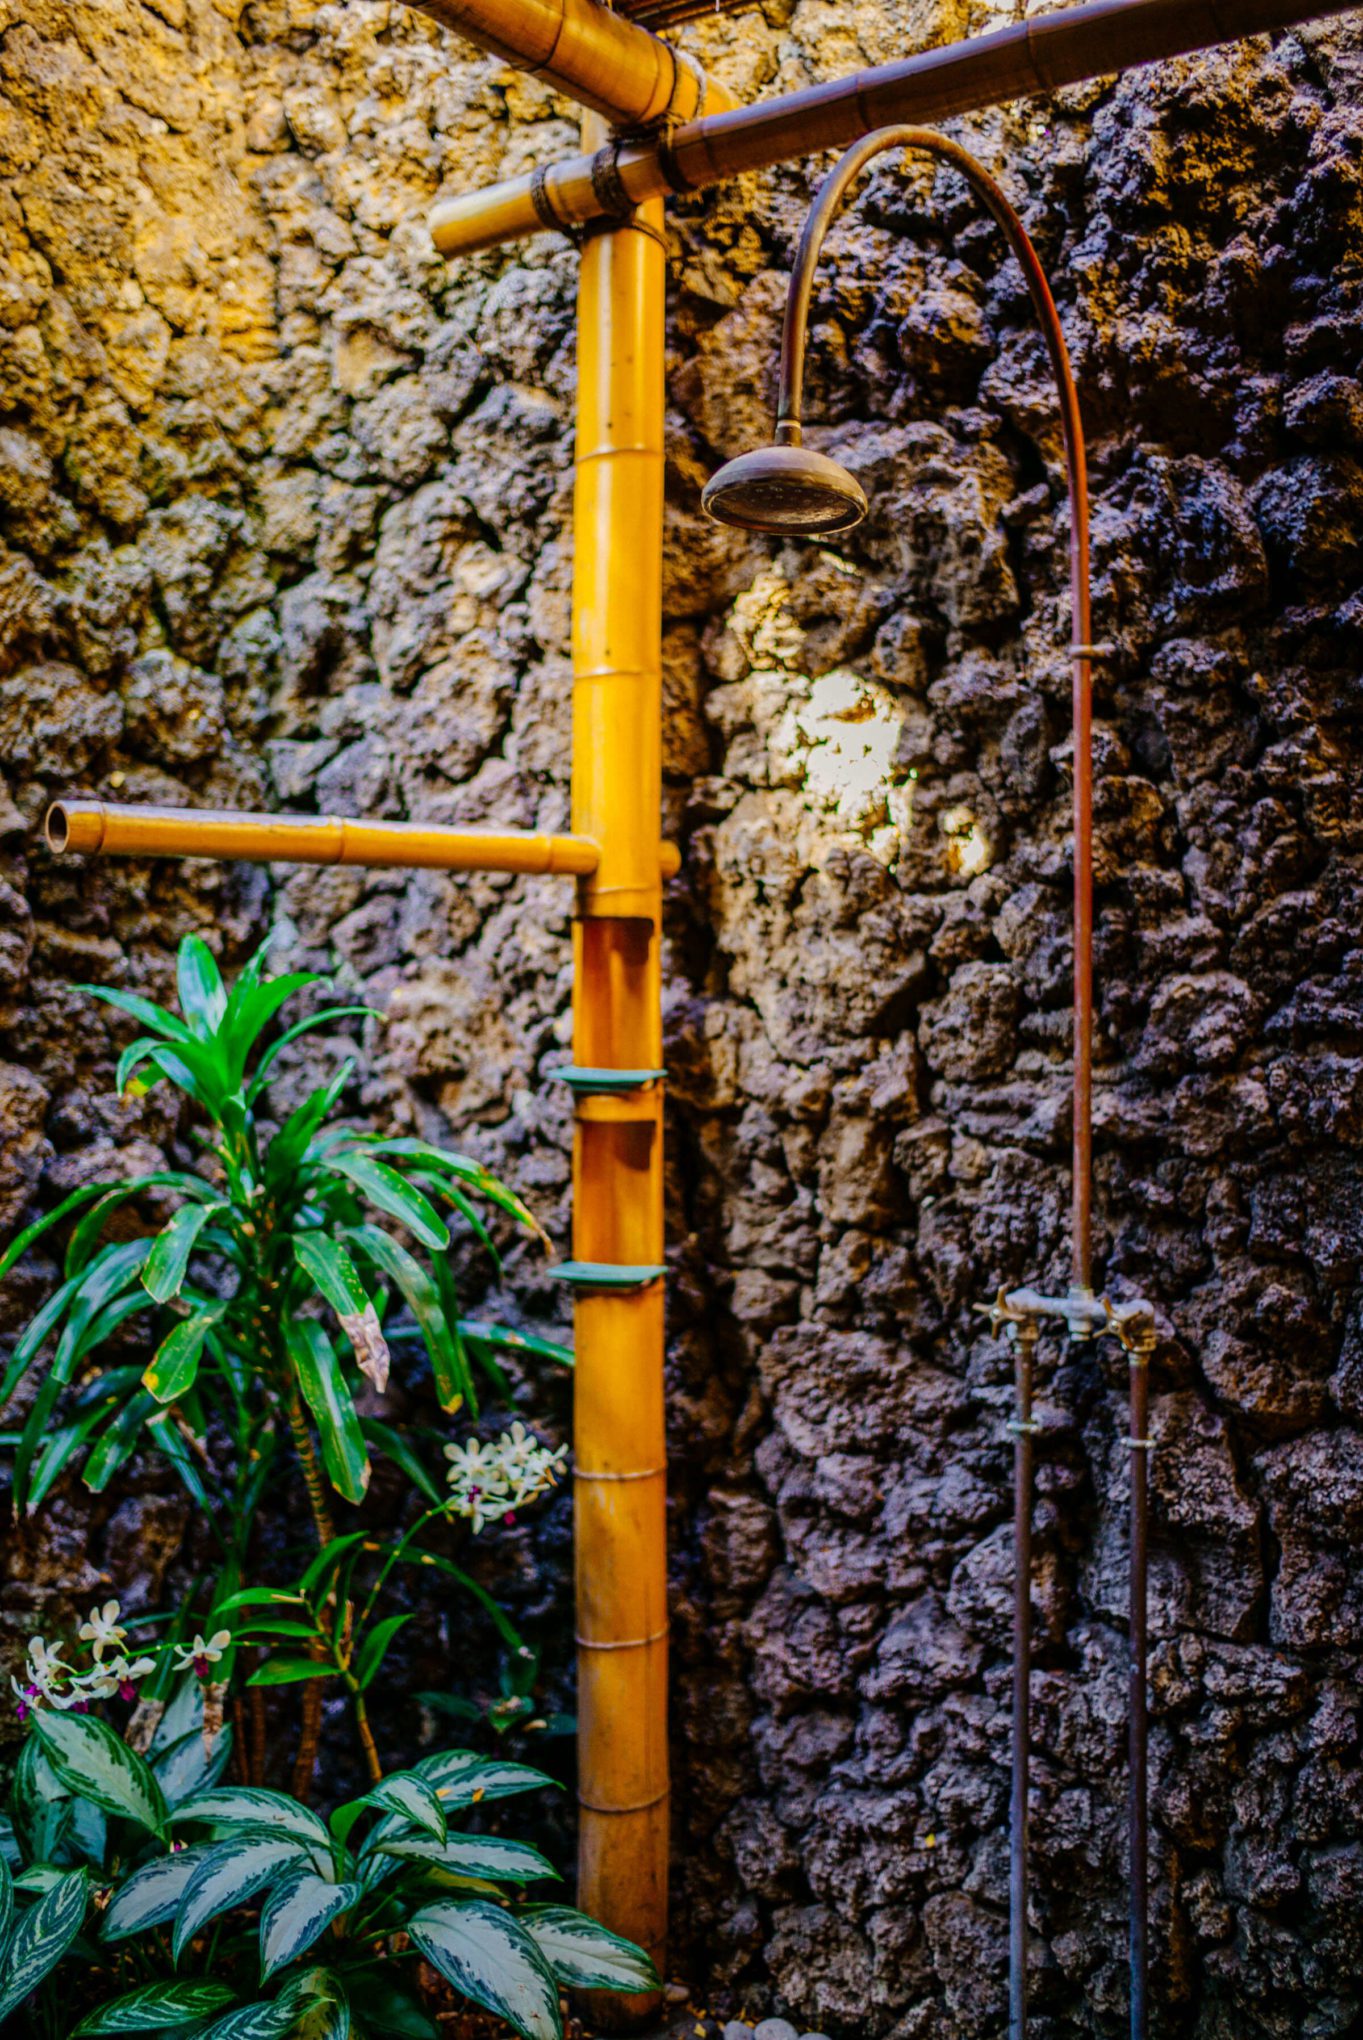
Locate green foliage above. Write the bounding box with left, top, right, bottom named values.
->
left=0, top=1736, right=658, bottom=2040
left=0, top=936, right=623, bottom=2038
left=0, top=935, right=553, bottom=1523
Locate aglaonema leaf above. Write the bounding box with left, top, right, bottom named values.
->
left=372, top=1832, right=557, bottom=1884
left=0, top=1868, right=88, bottom=2024
left=73, top=1978, right=237, bottom=2033
left=169, top=1787, right=331, bottom=1853
left=102, top=1846, right=211, bottom=1940
left=519, top=1906, right=662, bottom=1993
left=173, top=1837, right=310, bottom=1960
left=406, top=1899, right=561, bottom=2040
left=32, top=1711, right=168, bottom=1834
left=260, top=1870, right=358, bottom=1980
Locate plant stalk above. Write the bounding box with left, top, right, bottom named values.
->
left=287, top=1389, right=336, bottom=1801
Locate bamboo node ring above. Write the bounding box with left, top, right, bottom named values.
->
left=575, top=1625, right=671, bottom=1650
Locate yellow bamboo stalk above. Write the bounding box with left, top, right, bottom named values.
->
left=570, top=113, right=669, bottom=2028
left=405, top=0, right=733, bottom=125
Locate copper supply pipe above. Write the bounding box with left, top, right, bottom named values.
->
left=404, top=0, right=734, bottom=128
left=569, top=113, right=669, bottom=2028
left=1127, top=1323, right=1156, bottom=2040
left=1010, top=1316, right=1041, bottom=2040
left=429, top=0, right=1360, bottom=255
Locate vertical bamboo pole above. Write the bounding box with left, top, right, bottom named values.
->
left=570, top=112, right=669, bottom=2026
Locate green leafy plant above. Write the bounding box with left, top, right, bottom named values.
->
left=223, top=1419, right=567, bottom=1779
left=1, top=935, right=552, bottom=1521
left=0, top=937, right=569, bottom=1790
left=0, top=1715, right=657, bottom=2039
left=0, top=937, right=624, bottom=2036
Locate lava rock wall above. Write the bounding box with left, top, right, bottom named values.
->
left=2, top=2, right=1362, bottom=2035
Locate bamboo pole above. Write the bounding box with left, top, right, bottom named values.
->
left=405, top=0, right=734, bottom=125
left=44, top=799, right=611, bottom=877
left=569, top=113, right=669, bottom=2028
left=429, top=0, right=1359, bottom=255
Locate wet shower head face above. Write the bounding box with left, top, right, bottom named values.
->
left=702, top=441, right=868, bottom=536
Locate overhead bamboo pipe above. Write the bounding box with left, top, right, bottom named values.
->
left=569, top=115, right=670, bottom=2029
left=404, top=0, right=734, bottom=127
left=45, top=798, right=683, bottom=881
left=429, top=0, right=1360, bottom=255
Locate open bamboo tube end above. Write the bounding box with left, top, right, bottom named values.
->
left=45, top=800, right=102, bottom=855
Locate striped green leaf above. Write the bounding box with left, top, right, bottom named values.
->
left=407, top=1899, right=561, bottom=2040
left=73, top=1979, right=236, bottom=2033
left=374, top=1832, right=557, bottom=1885
left=353, top=1770, right=446, bottom=1843
left=170, top=1787, right=331, bottom=1853
left=101, top=1848, right=203, bottom=1941
left=0, top=1869, right=88, bottom=2024
left=173, top=1838, right=309, bottom=1960
left=0, top=1851, right=14, bottom=1967
left=520, top=1906, right=661, bottom=1993
left=260, top=1871, right=358, bottom=1980
left=413, top=1750, right=556, bottom=1810
left=33, top=1710, right=167, bottom=1834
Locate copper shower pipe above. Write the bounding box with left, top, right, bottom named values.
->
left=768, top=125, right=1094, bottom=1292
left=403, top=0, right=733, bottom=128
left=429, top=0, right=1361, bottom=256
left=45, top=798, right=683, bottom=882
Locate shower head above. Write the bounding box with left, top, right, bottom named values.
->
left=701, top=439, right=868, bottom=536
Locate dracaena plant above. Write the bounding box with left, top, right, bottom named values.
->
left=0, top=1704, right=658, bottom=2040
left=0, top=934, right=567, bottom=1788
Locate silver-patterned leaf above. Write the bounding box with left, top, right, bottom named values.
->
left=174, top=1838, right=309, bottom=1960
left=73, top=1978, right=237, bottom=2033
left=33, top=1711, right=167, bottom=1834
left=102, top=1847, right=211, bottom=1940
left=407, top=1899, right=561, bottom=2040
left=520, top=1905, right=661, bottom=1993
left=260, top=1871, right=359, bottom=1980
left=375, top=1833, right=557, bottom=1885
left=0, top=1869, right=89, bottom=2024
left=170, top=1786, right=331, bottom=1852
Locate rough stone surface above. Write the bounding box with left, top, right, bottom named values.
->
left=2, top=2, right=1363, bottom=2037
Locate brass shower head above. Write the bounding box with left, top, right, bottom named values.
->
left=701, top=439, right=867, bottom=536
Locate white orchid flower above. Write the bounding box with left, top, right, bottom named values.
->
left=173, top=1630, right=232, bottom=1678
left=78, top=1599, right=127, bottom=1661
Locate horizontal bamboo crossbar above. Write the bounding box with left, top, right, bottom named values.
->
left=45, top=799, right=617, bottom=877
left=405, top=0, right=734, bottom=125
left=430, top=0, right=1360, bottom=255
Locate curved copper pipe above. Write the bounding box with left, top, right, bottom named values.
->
left=775, top=127, right=1094, bottom=1299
